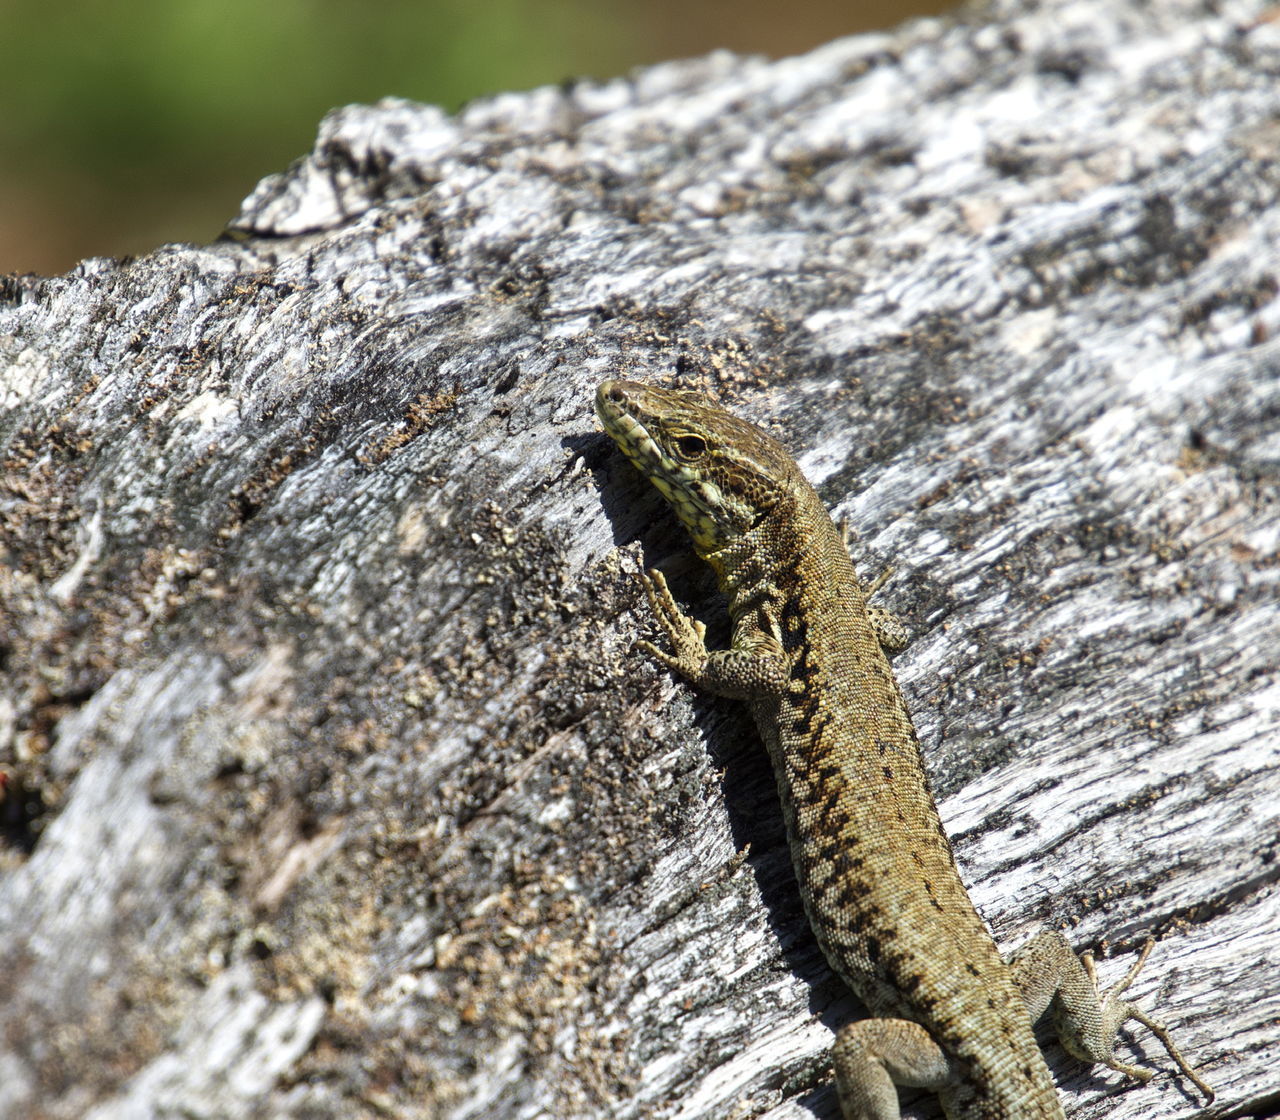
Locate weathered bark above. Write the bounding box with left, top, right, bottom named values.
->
left=2, top=1, right=1278, bottom=1117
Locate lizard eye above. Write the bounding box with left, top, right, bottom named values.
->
left=674, top=435, right=707, bottom=460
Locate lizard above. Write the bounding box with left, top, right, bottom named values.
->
left=594, top=377, right=1215, bottom=1119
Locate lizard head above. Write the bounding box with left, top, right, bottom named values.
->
left=595, top=379, right=802, bottom=555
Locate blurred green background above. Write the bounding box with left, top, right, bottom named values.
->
left=1, top=0, right=952, bottom=277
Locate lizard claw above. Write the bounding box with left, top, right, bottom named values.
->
left=635, top=568, right=708, bottom=678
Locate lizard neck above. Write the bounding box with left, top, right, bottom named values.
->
left=703, top=487, right=846, bottom=611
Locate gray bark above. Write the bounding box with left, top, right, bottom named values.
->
left=2, top=0, right=1278, bottom=1117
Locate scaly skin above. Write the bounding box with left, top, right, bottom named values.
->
left=594, top=378, right=1213, bottom=1120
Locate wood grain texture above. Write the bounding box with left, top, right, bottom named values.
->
left=2, top=1, right=1278, bottom=1117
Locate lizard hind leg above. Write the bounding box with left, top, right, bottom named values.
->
left=1008, top=930, right=1215, bottom=1102
left=833, top=1018, right=957, bottom=1120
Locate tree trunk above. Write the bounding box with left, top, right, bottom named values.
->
left=2, top=1, right=1277, bottom=1117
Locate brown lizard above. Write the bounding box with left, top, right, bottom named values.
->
left=595, top=378, right=1214, bottom=1119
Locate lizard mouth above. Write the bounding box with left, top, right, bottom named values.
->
left=595, top=380, right=666, bottom=473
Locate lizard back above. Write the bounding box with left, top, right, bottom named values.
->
left=733, top=489, right=1058, bottom=1118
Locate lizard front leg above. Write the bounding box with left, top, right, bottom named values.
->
left=636, top=569, right=789, bottom=700
left=838, top=525, right=909, bottom=656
